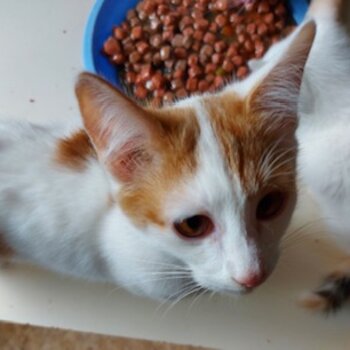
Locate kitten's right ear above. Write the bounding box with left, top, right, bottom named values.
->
left=250, top=21, right=316, bottom=127
left=75, top=73, right=159, bottom=182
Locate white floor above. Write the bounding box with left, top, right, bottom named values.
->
left=1, top=1, right=350, bottom=349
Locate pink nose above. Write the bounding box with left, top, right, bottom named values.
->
left=235, top=272, right=266, bottom=289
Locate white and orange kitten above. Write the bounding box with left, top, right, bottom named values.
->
left=0, top=1, right=325, bottom=302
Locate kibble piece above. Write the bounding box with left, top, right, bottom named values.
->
left=129, top=51, right=141, bottom=64
left=205, top=63, right=217, bottom=74
left=136, top=41, right=149, bottom=54
left=198, top=80, right=209, bottom=92
left=113, top=27, right=126, bottom=40
left=173, top=69, right=185, bottom=79
left=275, top=3, right=286, bottom=16
left=215, top=14, right=227, bottom=27
left=194, top=18, right=209, bottom=30
left=112, top=53, right=126, bottom=64
left=214, top=40, right=227, bottom=53
left=263, top=13, right=274, bottom=24
left=246, top=23, right=256, bottom=35
left=174, top=47, right=187, bottom=59
left=222, top=59, right=234, bottom=73
left=236, top=66, right=249, bottom=79
left=258, top=1, right=270, bottom=14
left=125, top=71, right=136, bottom=84
left=134, top=85, right=148, bottom=99
left=186, top=78, right=198, bottom=92
left=160, top=45, right=171, bottom=60
left=188, top=65, right=202, bottom=78
left=203, top=32, right=216, bottom=44
left=257, top=23, right=268, bottom=36
left=103, top=37, right=121, bottom=56
left=171, top=78, right=184, bottom=90
left=232, top=55, right=244, bottom=66
left=140, top=64, right=153, bottom=81
left=163, top=92, right=175, bottom=104
left=214, top=76, right=225, bottom=88
left=176, top=88, right=188, bottom=99
left=215, top=0, right=228, bottom=11
left=150, top=34, right=163, bottom=48
left=212, top=53, right=222, bottom=65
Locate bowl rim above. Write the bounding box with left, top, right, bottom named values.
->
left=83, top=0, right=105, bottom=73
left=83, top=0, right=310, bottom=86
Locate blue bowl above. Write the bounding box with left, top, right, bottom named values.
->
left=83, top=0, right=310, bottom=89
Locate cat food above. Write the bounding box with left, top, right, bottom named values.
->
left=103, top=0, right=295, bottom=106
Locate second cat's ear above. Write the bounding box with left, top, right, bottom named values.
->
left=75, top=73, right=159, bottom=182
left=250, top=21, right=316, bottom=129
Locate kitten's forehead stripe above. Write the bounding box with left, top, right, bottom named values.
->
left=203, top=92, right=296, bottom=193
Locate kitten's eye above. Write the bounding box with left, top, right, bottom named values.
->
left=174, top=215, right=214, bottom=239
left=256, top=191, right=286, bottom=221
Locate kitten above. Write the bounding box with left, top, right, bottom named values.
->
left=0, top=21, right=315, bottom=301
left=252, top=0, right=350, bottom=312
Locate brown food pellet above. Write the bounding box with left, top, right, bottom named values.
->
left=103, top=37, right=121, bottom=56
left=113, top=27, right=126, bottom=40
left=212, top=53, right=222, bottom=65
left=222, top=59, right=234, bottom=73
left=150, top=34, right=162, bottom=48
left=176, top=88, right=188, bottom=99
left=136, top=41, right=149, bottom=54
left=129, top=51, right=141, bottom=63
left=215, top=14, right=227, bottom=27
left=160, top=45, right=171, bottom=60
left=203, top=32, right=216, bottom=44
left=186, top=78, right=198, bottom=92
left=174, top=47, right=187, bottom=59
left=236, top=66, right=249, bottom=79
left=112, top=53, right=125, bottom=64
left=258, top=1, right=270, bottom=14
left=163, top=92, right=175, bottom=103
left=198, top=80, right=210, bottom=92
left=134, top=85, right=148, bottom=99
left=104, top=0, right=295, bottom=106
left=131, top=26, right=143, bottom=40
left=214, top=40, right=226, bottom=53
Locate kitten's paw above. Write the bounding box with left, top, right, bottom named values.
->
left=299, top=259, right=350, bottom=313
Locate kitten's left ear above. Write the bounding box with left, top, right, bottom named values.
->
left=250, top=21, right=316, bottom=127
left=75, top=73, right=160, bottom=182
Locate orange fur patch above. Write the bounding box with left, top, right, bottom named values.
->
left=55, top=130, right=96, bottom=170
left=118, top=106, right=199, bottom=227
left=204, top=92, right=297, bottom=194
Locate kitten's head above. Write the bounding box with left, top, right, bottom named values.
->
left=76, top=22, right=315, bottom=297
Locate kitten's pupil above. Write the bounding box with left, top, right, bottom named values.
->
left=256, top=191, right=286, bottom=221
left=174, top=215, right=213, bottom=239
left=187, top=216, right=202, bottom=230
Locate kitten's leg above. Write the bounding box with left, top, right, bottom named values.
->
left=299, top=258, right=350, bottom=313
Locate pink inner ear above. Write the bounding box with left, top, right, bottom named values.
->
left=109, top=139, right=152, bottom=182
